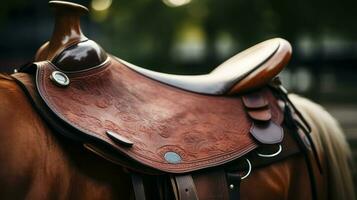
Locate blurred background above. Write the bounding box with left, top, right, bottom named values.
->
left=0, top=0, right=356, bottom=185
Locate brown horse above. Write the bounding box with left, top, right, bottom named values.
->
left=0, top=74, right=354, bottom=199
left=0, top=1, right=355, bottom=199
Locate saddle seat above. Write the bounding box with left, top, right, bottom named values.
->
left=118, top=38, right=291, bottom=95
left=42, top=37, right=291, bottom=95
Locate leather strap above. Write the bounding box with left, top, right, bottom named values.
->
left=271, top=81, right=320, bottom=200
left=131, top=173, right=146, bottom=200
left=226, top=172, right=241, bottom=200
left=172, top=175, right=198, bottom=200
left=242, top=90, right=284, bottom=145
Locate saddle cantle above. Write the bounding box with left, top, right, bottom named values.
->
left=118, top=37, right=291, bottom=95
left=10, top=1, right=319, bottom=200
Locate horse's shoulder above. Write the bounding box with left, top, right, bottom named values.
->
left=0, top=73, right=13, bottom=80
left=0, top=74, right=21, bottom=92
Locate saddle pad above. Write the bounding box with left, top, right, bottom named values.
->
left=35, top=57, right=284, bottom=173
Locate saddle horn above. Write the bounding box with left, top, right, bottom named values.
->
left=35, top=1, right=108, bottom=72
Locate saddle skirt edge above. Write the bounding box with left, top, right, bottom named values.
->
left=31, top=58, right=284, bottom=173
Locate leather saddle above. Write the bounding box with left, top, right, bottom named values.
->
left=10, top=1, right=314, bottom=200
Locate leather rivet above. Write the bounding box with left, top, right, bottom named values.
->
left=229, top=184, right=234, bottom=189
left=50, top=71, right=70, bottom=87
left=164, top=151, right=182, bottom=164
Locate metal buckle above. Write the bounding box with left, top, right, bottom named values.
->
left=241, top=158, right=252, bottom=180
left=50, top=71, right=70, bottom=87
left=256, top=144, right=282, bottom=158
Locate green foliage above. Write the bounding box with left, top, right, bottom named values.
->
left=1, top=0, right=357, bottom=73
left=88, top=0, right=357, bottom=73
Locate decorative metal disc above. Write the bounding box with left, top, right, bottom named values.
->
left=50, top=71, right=70, bottom=87
left=164, top=151, right=182, bottom=164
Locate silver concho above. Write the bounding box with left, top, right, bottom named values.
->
left=164, top=151, right=182, bottom=164
left=50, top=71, right=70, bottom=87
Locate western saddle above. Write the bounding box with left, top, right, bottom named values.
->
left=11, top=1, right=320, bottom=200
